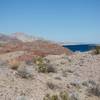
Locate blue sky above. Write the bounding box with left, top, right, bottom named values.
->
left=0, top=0, right=100, bottom=43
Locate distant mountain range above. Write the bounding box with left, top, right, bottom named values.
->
left=0, top=32, right=39, bottom=43
left=0, top=32, right=72, bottom=56
left=0, top=32, right=99, bottom=45
left=0, top=33, right=19, bottom=43
left=0, top=32, right=60, bottom=44
left=11, top=32, right=38, bottom=42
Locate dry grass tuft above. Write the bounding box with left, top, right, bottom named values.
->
left=8, top=59, right=20, bottom=70
left=43, top=94, right=59, bottom=100
left=92, top=46, right=100, bottom=55
left=46, top=82, right=59, bottom=90
left=87, top=83, right=100, bottom=97
left=43, top=91, right=70, bottom=100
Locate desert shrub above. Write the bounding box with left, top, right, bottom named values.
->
left=43, top=94, right=51, bottom=100
left=46, top=82, right=59, bottom=90
left=54, top=77, right=61, bottom=80
left=17, top=65, right=34, bottom=79
left=34, top=56, right=56, bottom=73
left=43, top=94, right=59, bottom=100
left=8, top=59, right=20, bottom=70
left=70, top=82, right=81, bottom=90
left=43, top=91, right=80, bottom=100
left=82, top=81, right=89, bottom=87
left=70, top=92, right=79, bottom=100
left=87, top=83, right=100, bottom=97
left=51, top=95, right=59, bottom=100
left=38, top=63, right=47, bottom=73
left=38, top=63, right=56, bottom=73
left=25, top=60, right=33, bottom=65
left=88, top=80, right=96, bottom=86
left=0, top=43, right=4, bottom=47
left=60, top=91, right=69, bottom=100
left=62, top=70, right=68, bottom=77
left=46, top=64, right=56, bottom=73
left=93, top=46, right=100, bottom=55
left=34, top=56, right=47, bottom=73
left=82, top=80, right=96, bottom=87
left=43, top=91, right=70, bottom=100
left=82, top=80, right=100, bottom=97
left=0, top=43, right=2, bottom=47
left=34, top=56, right=44, bottom=65
left=67, top=69, right=73, bottom=73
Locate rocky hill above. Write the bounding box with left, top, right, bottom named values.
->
left=0, top=33, right=100, bottom=100
left=0, top=33, right=20, bottom=43
left=0, top=33, right=72, bottom=60
left=11, top=32, right=38, bottom=42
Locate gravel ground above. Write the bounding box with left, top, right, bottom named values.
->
left=0, top=52, right=100, bottom=100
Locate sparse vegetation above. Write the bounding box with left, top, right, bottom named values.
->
left=46, top=63, right=56, bottom=73
left=70, top=93, right=79, bottom=100
left=38, top=63, right=48, bottom=73
left=67, top=69, right=73, bottom=73
left=34, top=56, right=47, bottom=73
left=43, top=94, right=58, bottom=100
left=0, top=44, right=2, bottom=47
left=34, top=56, right=56, bottom=73
left=60, top=91, right=69, bottom=100
left=43, top=91, right=70, bottom=100
left=87, top=83, right=100, bottom=97
left=51, top=95, right=59, bottom=100
left=54, top=76, right=61, bottom=80
left=62, top=70, right=68, bottom=77
left=70, top=82, right=81, bottom=90
left=93, top=46, right=100, bottom=55
left=0, top=43, right=4, bottom=47
left=82, top=81, right=89, bottom=87
left=17, top=66, right=34, bottom=79
left=88, top=80, right=96, bottom=86
left=0, top=34, right=100, bottom=100
left=43, top=94, right=51, bottom=100
left=34, top=56, right=44, bottom=65
left=46, top=82, right=59, bottom=90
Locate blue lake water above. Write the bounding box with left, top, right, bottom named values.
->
left=63, top=44, right=96, bottom=52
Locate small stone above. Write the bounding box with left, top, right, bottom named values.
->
left=16, top=95, right=33, bottom=100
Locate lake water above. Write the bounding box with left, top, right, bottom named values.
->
left=63, top=44, right=95, bottom=52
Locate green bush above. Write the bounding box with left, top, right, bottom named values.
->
left=93, top=46, right=100, bottom=55
left=43, top=94, right=51, bottom=100
left=34, top=56, right=56, bottom=73
left=34, top=56, right=47, bottom=73
left=60, top=91, right=69, bottom=100
left=34, top=56, right=44, bottom=65
left=38, top=63, right=48, bottom=73
left=43, top=91, right=70, bottom=100
left=51, top=95, right=59, bottom=100
left=43, top=94, right=59, bottom=100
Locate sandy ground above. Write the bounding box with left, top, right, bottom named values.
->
left=0, top=51, right=100, bottom=100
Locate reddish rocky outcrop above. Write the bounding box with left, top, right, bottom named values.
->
left=0, top=40, right=72, bottom=62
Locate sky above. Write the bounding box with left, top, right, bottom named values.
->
left=0, top=0, right=100, bottom=43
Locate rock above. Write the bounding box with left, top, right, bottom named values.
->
left=0, top=60, right=6, bottom=67
left=16, top=63, right=34, bottom=79
left=16, top=95, right=32, bottom=100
